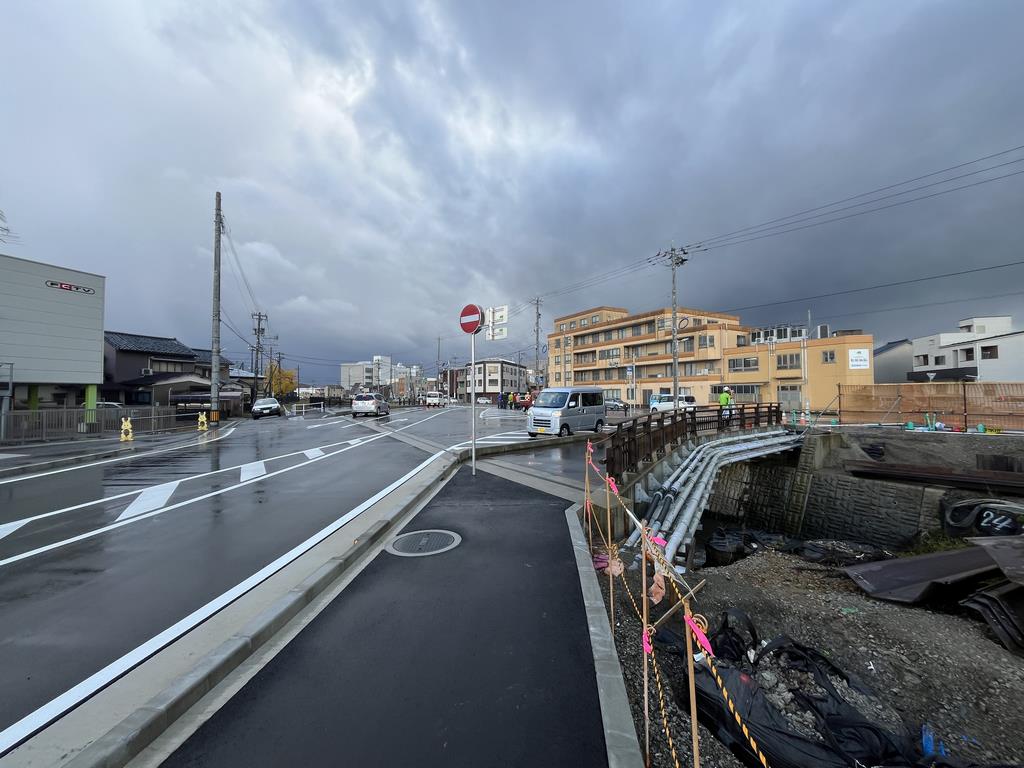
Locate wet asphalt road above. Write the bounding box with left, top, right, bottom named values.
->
left=0, top=410, right=462, bottom=747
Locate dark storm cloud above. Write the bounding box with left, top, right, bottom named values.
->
left=2, top=1, right=1022, bottom=382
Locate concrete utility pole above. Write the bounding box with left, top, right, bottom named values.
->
left=211, top=192, right=222, bottom=422
left=437, top=337, right=442, bottom=395
left=251, top=312, right=267, bottom=404
left=533, top=297, right=542, bottom=387
left=663, top=247, right=689, bottom=408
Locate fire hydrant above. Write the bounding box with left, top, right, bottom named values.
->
left=197, top=411, right=208, bottom=432
left=120, top=417, right=134, bottom=442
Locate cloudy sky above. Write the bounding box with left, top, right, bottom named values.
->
left=3, top=0, right=1022, bottom=383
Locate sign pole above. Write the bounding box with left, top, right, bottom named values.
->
left=470, top=330, right=477, bottom=476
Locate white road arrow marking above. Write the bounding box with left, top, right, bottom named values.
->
left=240, top=461, right=266, bottom=482
left=116, top=481, right=180, bottom=522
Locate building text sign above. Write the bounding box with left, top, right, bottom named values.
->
left=848, top=348, right=870, bottom=369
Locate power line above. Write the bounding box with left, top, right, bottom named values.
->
left=686, top=142, right=1024, bottom=248
left=724, top=258, right=1024, bottom=313
left=221, top=216, right=261, bottom=311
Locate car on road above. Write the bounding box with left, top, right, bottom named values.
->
left=475, top=396, right=491, bottom=405
left=650, top=394, right=697, bottom=414
left=352, top=392, right=390, bottom=417
left=605, top=398, right=627, bottom=412
left=514, top=392, right=533, bottom=411
left=527, top=386, right=606, bottom=437
left=251, top=397, right=285, bottom=419
left=425, top=391, right=446, bottom=408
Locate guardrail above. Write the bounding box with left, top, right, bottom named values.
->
left=604, top=403, right=783, bottom=480
left=0, top=406, right=182, bottom=445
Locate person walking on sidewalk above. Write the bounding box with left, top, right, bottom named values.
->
left=509, top=392, right=517, bottom=411
left=718, top=386, right=734, bottom=427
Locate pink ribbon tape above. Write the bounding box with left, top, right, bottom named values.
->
left=685, top=615, right=714, bottom=657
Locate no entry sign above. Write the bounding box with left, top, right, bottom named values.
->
left=460, top=304, right=484, bottom=334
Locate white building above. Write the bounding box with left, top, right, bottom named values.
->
left=340, top=361, right=374, bottom=390
left=910, top=316, right=1024, bottom=382
left=873, top=339, right=913, bottom=384
left=459, top=357, right=528, bottom=400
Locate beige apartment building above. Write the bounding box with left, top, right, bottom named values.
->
left=547, top=306, right=873, bottom=411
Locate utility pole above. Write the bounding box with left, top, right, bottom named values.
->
left=251, top=312, right=267, bottom=404
left=533, top=297, right=542, bottom=387
left=210, top=191, right=222, bottom=422
left=277, top=352, right=283, bottom=398
left=662, top=247, right=689, bottom=408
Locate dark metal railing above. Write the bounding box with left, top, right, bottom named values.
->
left=604, top=403, right=783, bottom=480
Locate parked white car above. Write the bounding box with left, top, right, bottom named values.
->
left=352, top=392, right=390, bottom=417
left=650, top=394, right=697, bottom=414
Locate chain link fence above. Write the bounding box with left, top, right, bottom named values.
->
left=1, top=406, right=181, bottom=444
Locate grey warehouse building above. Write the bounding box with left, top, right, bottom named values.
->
left=0, top=253, right=106, bottom=409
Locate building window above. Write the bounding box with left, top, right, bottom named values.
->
left=961, top=348, right=975, bottom=362
left=658, top=318, right=667, bottom=329
left=487, top=379, right=499, bottom=387
left=750, top=331, right=762, bottom=344
left=569, top=320, right=577, bottom=329
left=554, top=356, right=560, bottom=364
left=933, top=355, right=946, bottom=365
left=559, top=323, right=566, bottom=332
left=581, top=318, right=588, bottom=327
left=777, top=384, right=801, bottom=407
left=604, top=388, right=621, bottom=399
left=981, top=345, right=999, bottom=360
left=698, top=334, right=715, bottom=349
left=682, top=337, right=694, bottom=353
left=776, top=353, right=801, bottom=370
left=554, top=372, right=561, bottom=382
left=914, top=355, right=929, bottom=366
left=603, top=331, right=613, bottom=342
left=554, top=338, right=561, bottom=349
left=646, top=322, right=656, bottom=334
left=821, top=350, right=836, bottom=364
left=616, top=328, right=625, bottom=340
left=630, top=324, right=643, bottom=337
left=728, top=357, right=760, bottom=372
left=592, top=315, right=600, bottom=324
left=736, top=335, right=748, bottom=347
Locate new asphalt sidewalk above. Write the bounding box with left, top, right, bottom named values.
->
left=156, top=466, right=640, bottom=768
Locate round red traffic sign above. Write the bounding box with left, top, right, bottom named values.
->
left=460, top=303, right=484, bottom=334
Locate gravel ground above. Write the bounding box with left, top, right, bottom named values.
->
left=598, top=549, right=1024, bottom=767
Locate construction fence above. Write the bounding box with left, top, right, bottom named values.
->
left=838, top=382, right=1024, bottom=431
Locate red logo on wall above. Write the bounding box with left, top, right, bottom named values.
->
left=45, top=280, right=95, bottom=295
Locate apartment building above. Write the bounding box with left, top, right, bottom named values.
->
left=456, top=357, right=528, bottom=400
left=548, top=306, right=873, bottom=410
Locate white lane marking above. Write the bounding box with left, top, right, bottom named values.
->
left=0, top=427, right=237, bottom=487
left=239, top=461, right=266, bottom=482
left=1, top=433, right=375, bottom=531
left=0, top=520, right=28, bottom=541
left=115, top=481, right=180, bottom=522
left=303, top=448, right=325, bottom=459
left=0, top=453, right=29, bottom=460
left=0, top=448, right=448, bottom=755
left=0, top=434, right=389, bottom=569
left=306, top=419, right=357, bottom=430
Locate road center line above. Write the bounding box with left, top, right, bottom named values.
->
left=0, top=427, right=238, bottom=487
left=0, top=448, right=448, bottom=756
left=0, top=434, right=389, bottom=569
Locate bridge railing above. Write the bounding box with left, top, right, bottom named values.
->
left=604, top=403, right=783, bottom=480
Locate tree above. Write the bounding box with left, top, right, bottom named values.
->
left=267, top=364, right=297, bottom=398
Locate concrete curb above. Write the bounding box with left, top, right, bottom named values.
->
left=63, top=459, right=459, bottom=768
left=565, top=504, right=645, bottom=768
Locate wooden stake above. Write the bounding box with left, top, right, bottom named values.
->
left=607, top=479, right=614, bottom=634
left=683, top=597, right=701, bottom=767
left=642, top=529, right=651, bottom=766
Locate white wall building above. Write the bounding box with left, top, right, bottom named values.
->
left=910, top=316, right=1023, bottom=381
left=461, top=357, right=528, bottom=399
left=0, top=253, right=106, bottom=408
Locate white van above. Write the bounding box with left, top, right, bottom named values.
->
left=425, top=391, right=445, bottom=408
left=527, top=386, right=606, bottom=437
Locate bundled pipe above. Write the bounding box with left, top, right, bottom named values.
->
left=662, top=433, right=801, bottom=566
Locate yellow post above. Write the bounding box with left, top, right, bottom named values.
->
left=120, top=417, right=133, bottom=442
left=197, top=411, right=209, bottom=432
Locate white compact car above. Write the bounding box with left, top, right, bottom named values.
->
left=352, top=392, right=390, bottom=417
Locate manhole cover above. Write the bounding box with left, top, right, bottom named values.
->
left=386, top=529, right=462, bottom=557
